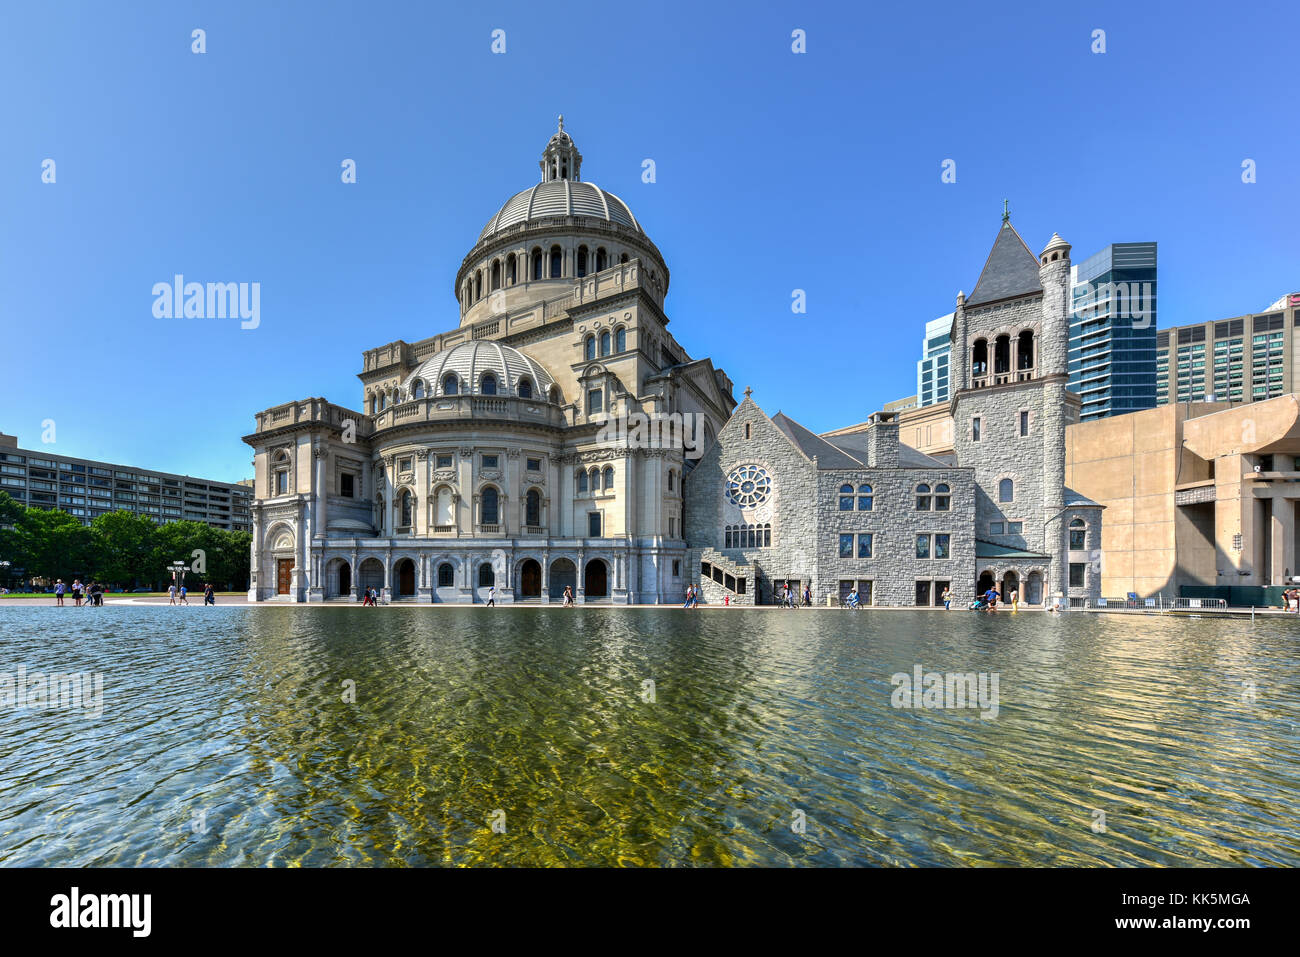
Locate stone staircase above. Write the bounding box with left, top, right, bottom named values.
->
left=691, top=548, right=756, bottom=605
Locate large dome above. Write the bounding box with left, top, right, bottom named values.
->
left=478, top=179, right=642, bottom=243
left=405, top=340, right=556, bottom=398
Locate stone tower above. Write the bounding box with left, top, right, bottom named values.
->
left=950, top=213, right=1075, bottom=604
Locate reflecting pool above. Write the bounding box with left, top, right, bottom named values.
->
left=1, top=606, right=1297, bottom=866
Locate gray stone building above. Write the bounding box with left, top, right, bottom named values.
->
left=684, top=215, right=1103, bottom=607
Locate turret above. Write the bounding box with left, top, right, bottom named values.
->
left=1037, top=233, right=1071, bottom=378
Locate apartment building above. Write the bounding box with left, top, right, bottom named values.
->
left=0, top=433, right=252, bottom=532
left=1156, top=293, right=1300, bottom=405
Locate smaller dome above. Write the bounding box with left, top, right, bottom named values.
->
left=406, top=340, right=556, bottom=399
left=1040, top=232, right=1070, bottom=257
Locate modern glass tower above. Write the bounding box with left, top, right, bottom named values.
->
left=1068, top=242, right=1158, bottom=419
left=916, top=314, right=953, bottom=408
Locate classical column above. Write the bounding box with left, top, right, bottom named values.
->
left=458, top=447, right=474, bottom=534
left=504, top=448, right=520, bottom=536
left=415, top=450, right=430, bottom=536
left=313, top=444, right=329, bottom=542
left=350, top=546, right=359, bottom=601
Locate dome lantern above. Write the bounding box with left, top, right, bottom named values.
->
left=540, top=114, right=582, bottom=183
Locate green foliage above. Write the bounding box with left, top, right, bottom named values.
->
left=0, top=503, right=250, bottom=590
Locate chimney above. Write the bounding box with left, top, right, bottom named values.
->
left=866, top=411, right=899, bottom=467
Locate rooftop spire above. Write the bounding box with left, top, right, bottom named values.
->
left=1002, top=199, right=1010, bottom=226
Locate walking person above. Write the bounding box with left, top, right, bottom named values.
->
left=1010, top=587, right=1019, bottom=613
left=563, top=585, right=574, bottom=606
left=204, top=583, right=215, bottom=605
left=684, top=584, right=693, bottom=609
left=942, top=586, right=951, bottom=611
left=803, top=584, right=812, bottom=608
left=486, top=584, right=496, bottom=607
left=179, top=583, right=189, bottom=605
left=168, top=582, right=177, bottom=605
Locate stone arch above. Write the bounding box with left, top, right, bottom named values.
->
left=393, top=557, right=417, bottom=598
left=325, top=557, right=351, bottom=598
left=357, top=556, right=385, bottom=595
left=265, top=521, right=295, bottom=552
left=514, top=555, right=543, bottom=598
left=583, top=556, right=610, bottom=599
left=548, top=557, right=577, bottom=600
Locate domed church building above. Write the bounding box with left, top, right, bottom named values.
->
left=244, top=119, right=737, bottom=602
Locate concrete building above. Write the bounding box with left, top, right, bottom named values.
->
left=1069, top=242, right=1158, bottom=420
left=916, top=314, right=953, bottom=408
left=243, top=119, right=736, bottom=603
left=0, top=432, right=252, bottom=532
left=688, top=214, right=1102, bottom=607
left=1065, top=395, right=1300, bottom=597
left=1156, top=293, right=1300, bottom=405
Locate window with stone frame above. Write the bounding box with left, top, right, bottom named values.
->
left=933, top=483, right=950, bottom=510
left=339, top=471, right=355, bottom=498
left=1069, top=518, right=1086, bottom=549
left=916, top=483, right=932, bottom=510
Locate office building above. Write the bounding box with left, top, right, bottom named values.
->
left=916, top=314, right=953, bottom=408
left=1068, top=242, right=1158, bottom=420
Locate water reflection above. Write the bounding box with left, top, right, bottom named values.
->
left=0, top=606, right=1296, bottom=866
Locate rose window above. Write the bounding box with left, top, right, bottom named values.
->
left=725, top=465, right=771, bottom=508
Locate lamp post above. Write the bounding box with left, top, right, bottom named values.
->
left=169, top=560, right=190, bottom=596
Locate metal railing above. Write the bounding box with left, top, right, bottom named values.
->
left=1075, top=596, right=1230, bottom=612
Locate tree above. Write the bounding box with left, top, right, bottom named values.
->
left=11, top=507, right=92, bottom=582
left=90, top=510, right=159, bottom=588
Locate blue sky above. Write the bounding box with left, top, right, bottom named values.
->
left=2, top=0, right=1297, bottom=482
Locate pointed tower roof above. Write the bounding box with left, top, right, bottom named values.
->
left=966, top=216, right=1043, bottom=307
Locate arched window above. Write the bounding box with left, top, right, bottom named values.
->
left=994, top=335, right=1011, bottom=375
left=839, top=484, right=854, bottom=510
left=763, top=523, right=772, bottom=547
left=548, top=385, right=559, bottom=405
left=600, top=331, right=611, bottom=356
left=490, top=260, right=501, bottom=291
left=603, top=466, right=614, bottom=489
left=999, top=478, right=1014, bottom=503
left=1069, top=517, right=1086, bottom=549
left=596, top=247, right=607, bottom=271
left=481, top=487, right=499, bottom=525
left=474, top=271, right=482, bottom=302
left=858, top=484, right=873, bottom=510
left=399, top=489, right=414, bottom=528
left=1018, top=330, right=1035, bottom=370
left=526, top=488, right=541, bottom=527
left=667, top=469, right=674, bottom=491
left=589, top=467, right=600, bottom=491
left=934, top=483, right=950, bottom=511
left=437, top=563, right=454, bottom=587
left=531, top=248, right=543, bottom=280
left=916, top=483, right=932, bottom=510
left=481, top=373, right=497, bottom=396
left=972, top=339, right=988, bottom=376
left=411, top=379, right=425, bottom=399
left=577, top=470, right=588, bottom=493
left=377, top=393, right=387, bottom=412
left=442, top=374, right=458, bottom=396
left=615, top=327, right=626, bottom=353
left=478, top=563, right=495, bottom=587
left=507, top=256, right=517, bottom=285
left=435, top=487, right=454, bottom=526
left=517, top=377, right=533, bottom=399
left=549, top=244, right=562, bottom=278
left=585, top=335, right=596, bottom=361
left=577, top=245, right=588, bottom=277
left=619, top=253, right=629, bottom=264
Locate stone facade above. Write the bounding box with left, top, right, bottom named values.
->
left=244, top=122, right=735, bottom=603
left=682, top=219, right=1103, bottom=608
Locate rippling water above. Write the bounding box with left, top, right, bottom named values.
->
left=0, top=605, right=1297, bottom=866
